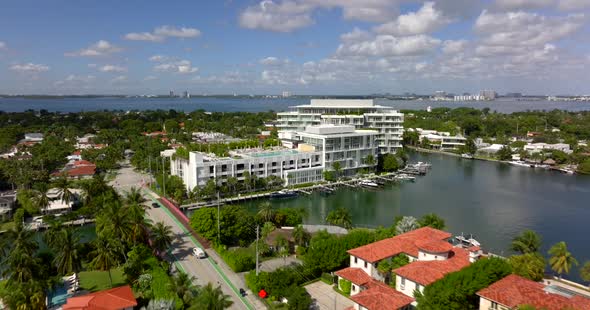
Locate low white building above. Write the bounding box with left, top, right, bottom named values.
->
left=408, top=128, right=467, bottom=151
left=0, top=191, right=17, bottom=219
left=524, top=143, right=572, bottom=154
left=44, top=188, right=80, bottom=214
left=169, top=125, right=379, bottom=191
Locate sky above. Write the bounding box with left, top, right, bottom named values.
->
left=1, top=0, right=590, bottom=95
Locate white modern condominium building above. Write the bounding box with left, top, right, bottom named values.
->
left=277, top=99, right=404, bottom=154
left=169, top=125, right=378, bottom=191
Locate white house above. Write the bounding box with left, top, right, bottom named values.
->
left=408, top=128, right=467, bottom=151
left=44, top=188, right=81, bottom=214
left=0, top=191, right=17, bottom=219
left=335, top=227, right=481, bottom=310
left=524, top=143, right=572, bottom=154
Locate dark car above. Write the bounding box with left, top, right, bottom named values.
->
left=152, top=202, right=159, bottom=208
left=239, top=288, right=247, bottom=297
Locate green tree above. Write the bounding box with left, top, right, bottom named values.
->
left=497, top=145, right=513, bottom=161
left=54, top=174, right=74, bottom=205
left=124, top=187, right=144, bottom=206
left=331, top=161, right=342, bottom=179
left=89, top=236, right=123, bottom=287
left=257, top=202, right=275, bottom=223
left=33, top=183, right=51, bottom=213
left=511, top=230, right=542, bottom=254
left=580, top=261, right=590, bottom=286
left=292, top=225, right=309, bottom=247
left=52, top=228, right=82, bottom=276
left=169, top=272, right=200, bottom=308
left=381, top=153, right=400, bottom=172
left=190, top=283, right=233, bottom=310
left=286, top=286, right=312, bottom=310
left=415, top=257, right=512, bottom=309
left=509, top=253, right=545, bottom=281
left=325, top=208, right=352, bottom=229
left=364, top=154, right=376, bottom=166
left=418, top=213, right=446, bottom=230
left=339, top=278, right=352, bottom=295
left=578, top=158, right=590, bottom=175
left=395, top=216, right=419, bottom=234
left=151, top=221, right=174, bottom=257
left=548, top=241, right=578, bottom=279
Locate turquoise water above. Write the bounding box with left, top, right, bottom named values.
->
left=48, top=284, right=71, bottom=307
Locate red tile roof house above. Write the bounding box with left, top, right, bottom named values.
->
left=335, top=227, right=482, bottom=310
left=62, top=285, right=137, bottom=310
left=477, top=274, right=590, bottom=310
left=51, top=160, right=97, bottom=179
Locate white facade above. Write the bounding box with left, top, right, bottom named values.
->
left=170, top=125, right=379, bottom=191
left=409, top=128, right=467, bottom=151
left=524, top=143, right=572, bottom=154
left=277, top=99, right=404, bottom=154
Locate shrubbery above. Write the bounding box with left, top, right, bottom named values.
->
left=339, top=279, right=351, bottom=295
left=213, top=244, right=256, bottom=272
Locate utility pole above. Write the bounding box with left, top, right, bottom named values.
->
left=162, top=157, right=166, bottom=197
left=256, top=225, right=260, bottom=276
left=217, top=191, right=221, bottom=242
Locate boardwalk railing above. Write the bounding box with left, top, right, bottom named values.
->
left=158, top=196, right=211, bottom=249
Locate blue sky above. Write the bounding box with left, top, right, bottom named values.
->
left=1, top=0, right=589, bottom=95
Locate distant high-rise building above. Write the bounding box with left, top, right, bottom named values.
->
left=183, top=91, right=190, bottom=98
left=479, top=90, right=497, bottom=100
left=282, top=91, right=292, bottom=98
left=169, top=90, right=174, bottom=97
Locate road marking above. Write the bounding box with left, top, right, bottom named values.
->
left=146, top=194, right=255, bottom=310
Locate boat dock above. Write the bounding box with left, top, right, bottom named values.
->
left=179, top=162, right=431, bottom=210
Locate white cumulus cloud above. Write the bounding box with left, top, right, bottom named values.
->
left=337, top=34, right=441, bottom=57
left=98, top=65, right=127, bottom=73
left=65, top=40, right=123, bottom=57
left=0, top=41, right=6, bottom=50
left=125, top=25, right=201, bottom=42
left=154, top=59, right=198, bottom=74
left=10, top=63, right=50, bottom=73
left=374, top=2, right=453, bottom=36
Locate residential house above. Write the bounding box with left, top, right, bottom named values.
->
left=408, top=128, right=467, bottom=151
left=524, top=143, right=572, bottom=154
left=335, top=227, right=481, bottom=309
left=44, top=188, right=81, bottom=214
left=477, top=274, right=590, bottom=310
left=0, top=190, right=17, bottom=220
left=52, top=160, right=96, bottom=179
left=62, top=285, right=137, bottom=310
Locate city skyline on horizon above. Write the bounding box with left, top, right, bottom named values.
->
left=1, top=0, right=590, bottom=95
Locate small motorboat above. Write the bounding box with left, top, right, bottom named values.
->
left=270, top=190, right=299, bottom=199
left=359, top=180, right=379, bottom=188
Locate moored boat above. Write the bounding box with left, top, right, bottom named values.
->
left=270, top=190, right=299, bottom=199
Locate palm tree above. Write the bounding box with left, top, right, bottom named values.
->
left=89, top=236, right=122, bottom=287
left=418, top=213, right=446, bottom=230
left=580, top=261, right=590, bottom=286
left=124, top=187, right=144, bottom=206
left=169, top=272, right=199, bottom=308
left=53, top=228, right=82, bottom=275
left=395, top=216, right=419, bottom=234
left=190, top=283, right=233, bottom=310
left=326, top=208, right=352, bottom=229
left=332, top=161, right=342, bottom=179
left=292, top=225, right=309, bottom=246
left=127, top=203, right=153, bottom=246
left=33, top=182, right=51, bottom=213
left=2, top=223, right=39, bottom=284
left=54, top=174, right=74, bottom=205
left=243, top=171, right=252, bottom=192
left=151, top=221, right=173, bottom=257
left=96, top=200, right=132, bottom=245
left=257, top=202, right=275, bottom=223
left=226, top=177, right=238, bottom=196
left=511, top=230, right=542, bottom=254
left=548, top=241, right=578, bottom=279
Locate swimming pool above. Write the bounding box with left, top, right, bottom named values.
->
left=48, top=285, right=71, bottom=307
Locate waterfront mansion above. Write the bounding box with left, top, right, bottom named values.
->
left=169, top=124, right=379, bottom=191
left=336, top=227, right=482, bottom=309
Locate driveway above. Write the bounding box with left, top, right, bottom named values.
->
left=259, top=256, right=302, bottom=272
left=305, top=281, right=354, bottom=310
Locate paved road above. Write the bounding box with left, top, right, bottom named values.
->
left=305, top=281, right=354, bottom=310
left=110, top=164, right=264, bottom=309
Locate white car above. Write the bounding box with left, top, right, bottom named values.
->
left=193, top=247, right=206, bottom=258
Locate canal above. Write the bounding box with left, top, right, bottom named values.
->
left=238, top=151, right=590, bottom=282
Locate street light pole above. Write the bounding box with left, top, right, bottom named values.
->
left=217, top=191, right=221, bottom=242
left=256, top=225, right=260, bottom=276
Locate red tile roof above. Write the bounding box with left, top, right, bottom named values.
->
left=415, top=239, right=453, bottom=253
left=351, top=280, right=414, bottom=310
left=64, top=165, right=96, bottom=177
left=477, top=274, right=590, bottom=310
left=335, top=267, right=373, bottom=286
left=72, top=160, right=94, bottom=167
left=63, top=285, right=137, bottom=310
left=393, top=248, right=471, bottom=286
left=347, top=227, right=452, bottom=263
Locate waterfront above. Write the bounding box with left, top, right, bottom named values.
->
left=2, top=97, right=590, bottom=113
left=239, top=151, right=590, bottom=282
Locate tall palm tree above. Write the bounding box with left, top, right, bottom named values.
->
left=151, top=221, right=173, bottom=257
left=54, top=174, right=74, bottom=205
left=332, top=161, right=342, bottom=179
left=292, top=225, right=309, bottom=246
left=124, top=187, right=144, bottom=206
left=418, top=213, right=446, bottom=230
left=96, top=200, right=132, bottom=244
left=257, top=202, right=275, bottom=223
left=43, top=221, right=64, bottom=249
left=53, top=228, right=82, bottom=276
left=89, top=236, right=122, bottom=287
left=326, top=207, right=352, bottom=229
left=127, top=203, right=152, bottom=246
left=169, top=272, right=199, bottom=308
left=33, top=182, right=51, bottom=213
left=243, top=171, right=252, bottom=192
left=189, top=283, right=233, bottom=310
left=511, top=230, right=542, bottom=254
left=548, top=241, right=578, bottom=279
left=2, top=223, right=39, bottom=284
left=226, top=177, right=238, bottom=196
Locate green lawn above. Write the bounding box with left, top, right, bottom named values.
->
left=0, top=221, right=15, bottom=232
left=79, top=268, right=126, bottom=292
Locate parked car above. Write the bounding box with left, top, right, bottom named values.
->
left=151, top=202, right=159, bottom=208
left=239, top=288, right=247, bottom=297
left=193, top=247, right=207, bottom=258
